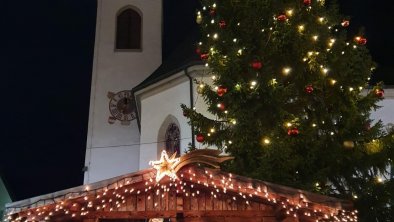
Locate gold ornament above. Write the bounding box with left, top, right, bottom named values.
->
left=196, top=15, right=203, bottom=24
left=343, top=140, right=355, bottom=149
left=366, top=140, right=383, bottom=154
left=197, top=85, right=205, bottom=94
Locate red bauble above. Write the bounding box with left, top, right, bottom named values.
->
left=210, top=9, right=216, bottom=16
left=288, top=128, right=299, bottom=136
left=341, top=20, right=350, bottom=27
left=305, top=85, right=314, bottom=94
left=277, top=14, right=287, bottom=22
left=355, top=37, right=367, bottom=45
left=196, top=134, right=205, bottom=143
left=200, top=53, right=209, bottom=60
left=217, top=86, right=228, bottom=97
left=219, top=20, right=226, bottom=28
left=217, top=103, right=226, bottom=111
left=303, top=0, right=311, bottom=6
left=183, top=111, right=188, bottom=117
left=364, top=123, right=371, bottom=131
left=375, top=89, right=384, bottom=98
left=251, top=60, right=263, bottom=70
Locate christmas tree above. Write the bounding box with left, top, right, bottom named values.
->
left=182, top=0, right=394, bottom=221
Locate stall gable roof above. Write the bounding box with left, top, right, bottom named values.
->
left=5, top=164, right=355, bottom=222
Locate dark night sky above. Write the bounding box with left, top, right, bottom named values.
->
left=1, top=0, right=393, bottom=201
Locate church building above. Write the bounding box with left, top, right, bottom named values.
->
left=83, top=0, right=211, bottom=184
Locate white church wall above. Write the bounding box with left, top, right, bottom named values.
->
left=138, top=73, right=192, bottom=169
left=370, top=88, right=394, bottom=126
left=85, top=0, right=162, bottom=184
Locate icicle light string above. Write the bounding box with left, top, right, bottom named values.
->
left=6, top=166, right=358, bottom=222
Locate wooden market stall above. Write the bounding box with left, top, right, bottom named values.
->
left=5, top=150, right=356, bottom=222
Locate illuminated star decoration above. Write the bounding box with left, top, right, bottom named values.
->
left=149, top=150, right=180, bottom=182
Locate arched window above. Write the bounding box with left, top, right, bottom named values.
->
left=165, top=123, right=180, bottom=156
left=116, top=8, right=142, bottom=50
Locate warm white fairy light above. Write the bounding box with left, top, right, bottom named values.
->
left=270, top=78, right=278, bottom=86
left=8, top=153, right=358, bottom=222
left=298, top=25, right=305, bottom=33
left=282, top=67, right=292, bottom=75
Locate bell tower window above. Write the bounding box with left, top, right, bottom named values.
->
left=116, top=7, right=142, bottom=50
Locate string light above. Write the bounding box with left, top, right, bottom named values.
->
left=321, top=67, right=329, bottom=75
left=6, top=157, right=357, bottom=222
left=282, top=67, right=292, bottom=75
left=330, top=79, right=337, bottom=85
left=298, top=25, right=305, bottom=33
left=286, top=9, right=294, bottom=17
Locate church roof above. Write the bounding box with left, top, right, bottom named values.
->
left=133, top=30, right=202, bottom=92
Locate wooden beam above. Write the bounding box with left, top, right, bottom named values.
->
left=84, top=210, right=276, bottom=220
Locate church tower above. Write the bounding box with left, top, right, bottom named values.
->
left=84, top=0, right=162, bottom=184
